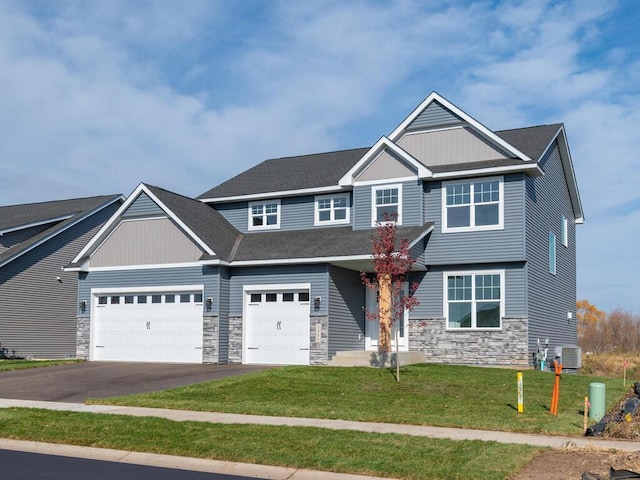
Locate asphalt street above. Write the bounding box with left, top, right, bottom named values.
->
left=1, top=449, right=266, bottom=480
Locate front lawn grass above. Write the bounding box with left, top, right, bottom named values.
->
left=0, top=407, right=540, bottom=480
left=90, top=363, right=629, bottom=436
left=0, top=359, right=81, bottom=372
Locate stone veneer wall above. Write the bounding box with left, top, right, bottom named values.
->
left=76, top=316, right=90, bottom=359
left=228, top=316, right=243, bottom=363
left=203, top=315, right=219, bottom=363
left=310, top=314, right=328, bottom=365
left=409, top=317, right=529, bottom=367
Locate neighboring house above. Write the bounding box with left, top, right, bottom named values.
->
left=0, top=194, right=123, bottom=358
left=66, top=92, right=583, bottom=367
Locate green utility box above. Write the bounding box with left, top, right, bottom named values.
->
left=589, top=382, right=606, bottom=422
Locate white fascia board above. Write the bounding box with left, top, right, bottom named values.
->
left=0, top=214, right=74, bottom=236
left=554, top=126, right=584, bottom=224
left=431, top=163, right=543, bottom=180
left=338, top=137, right=432, bottom=187
left=229, top=254, right=373, bottom=267
left=71, top=184, right=215, bottom=264
left=142, top=187, right=215, bottom=256
left=200, top=185, right=346, bottom=204
left=0, top=195, right=124, bottom=270
left=388, top=92, right=532, bottom=162
left=87, top=262, right=203, bottom=272
left=408, top=225, right=434, bottom=249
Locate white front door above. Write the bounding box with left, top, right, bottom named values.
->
left=364, top=285, right=409, bottom=351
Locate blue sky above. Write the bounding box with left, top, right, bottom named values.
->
left=0, top=0, right=638, bottom=313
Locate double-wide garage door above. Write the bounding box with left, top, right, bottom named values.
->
left=245, top=289, right=310, bottom=365
left=92, top=291, right=204, bottom=363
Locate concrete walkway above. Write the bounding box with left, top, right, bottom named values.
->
left=1, top=398, right=639, bottom=478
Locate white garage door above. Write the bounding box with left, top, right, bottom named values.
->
left=92, top=291, right=204, bottom=363
left=244, top=289, right=310, bottom=365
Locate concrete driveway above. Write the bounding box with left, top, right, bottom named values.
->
left=0, top=362, right=272, bottom=403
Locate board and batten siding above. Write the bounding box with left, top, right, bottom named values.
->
left=90, top=217, right=203, bottom=267
left=79, top=265, right=219, bottom=314
left=328, top=266, right=365, bottom=358
left=0, top=202, right=120, bottom=359
left=424, top=174, right=526, bottom=264
left=121, top=192, right=165, bottom=218
left=525, top=141, right=577, bottom=354
left=410, top=264, right=527, bottom=320
left=406, top=101, right=462, bottom=130
left=353, top=180, right=423, bottom=230
left=228, top=265, right=329, bottom=316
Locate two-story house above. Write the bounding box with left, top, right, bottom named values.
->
left=66, top=92, right=583, bottom=367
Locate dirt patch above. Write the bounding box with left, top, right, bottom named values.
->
left=511, top=447, right=640, bottom=480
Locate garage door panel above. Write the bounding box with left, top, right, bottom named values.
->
left=244, top=289, right=310, bottom=365
left=92, top=290, right=203, bottom=363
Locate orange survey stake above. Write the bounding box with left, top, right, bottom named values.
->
left=550, top=361, right=563, bottom=416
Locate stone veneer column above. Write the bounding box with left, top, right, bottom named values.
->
left=309, top=314, right=328, bottom=365
left=409, top=317, right=529, bottom=367
left=76, top=316, right=90, bottom=359
left=228, top=316, right=243, bottom=363
left=202, top=315, right=219, bottom=364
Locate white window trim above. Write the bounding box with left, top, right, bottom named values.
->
left=441, top=176, right=504, bottom=233
left=248, top=199, right=281, bottom=231
left=371, top=183, right=403, bottom=226
left=549, top=232, right=557, bottom=275
left=314, top=193, right=350, bottom=226
left=561, top=215, right=568, bottom=247
left=443, top=270, right=505, bottom=331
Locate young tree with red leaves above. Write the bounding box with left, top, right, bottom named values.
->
left=361, top=213, right=420, bottom=355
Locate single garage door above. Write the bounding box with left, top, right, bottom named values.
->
left=92, top=291, right=204, bottom=363
left=245, top=289, right=310, bottom=365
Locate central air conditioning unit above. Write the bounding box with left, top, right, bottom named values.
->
left=554, top=346, right=582, bottom=369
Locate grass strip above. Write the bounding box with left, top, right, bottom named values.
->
left=89, top=364, right=629, bottom=436
left=0, top=407, right=540, bottom=480
left=0, top=360, right=80, bottom=372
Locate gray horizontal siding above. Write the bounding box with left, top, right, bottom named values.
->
left=410, top=263, right=527, bottom=319
left=218, top=267, right=230, bottom=363
left=525, top=142, right=577, bottom=354
left=407, top=101, right=462, bottom=130
left=79, top=265, right=219, bottom=315
left=215, top=195, right=353, bottom=232
left=0, top=202, right=119, bottom=359
left=353, top=180, right=423, bottom=230
left=328, top=266, right=365, bottom=357
left=122, top=192, right=165, bottom=218
left=424, top=174, right=526, bottom=264
left=228, top=265, right=329, bottom=316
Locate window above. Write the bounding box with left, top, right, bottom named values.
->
left=299, top=292, right=310, bottom=302
left=250, top=293, right=262, bottom=303
left=445, top=271, right=503, bottom=329
left=372, top=184, right=402, bottom=225
left=180, top=294, right=190, bottom=303
left=110, top=296, right=120, bottom=304
left=165, top=294, right=175, bottom=303
left=138, top=295, right=147, bottom=304
left=98, top=296, right=108, bottom=305
left=561, top=215, right=568, bottom=247
left=265, top=293, right=277, bottom=302
left=194, top=293, right=203, bottom=303
left=442, top=177, right=503, bottom=232
left=124, top=295, right=134, bottom=304
left=283, top=292, right=294, bottom=302
left=248, top=200, right=280, bottom=230
left=549, top=232, right=556, bottom=275
left=152, top=295, right=162, bottom=304
left=315, top=194, right=350, bottom=225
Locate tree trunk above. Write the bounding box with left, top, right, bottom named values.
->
left=378, top=273, right=392, bottom=353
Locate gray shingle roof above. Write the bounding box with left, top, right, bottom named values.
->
left=144, top=185, right=241, bottom=261
left=231, top=224, right=432, bottom=262
left=198, top=125, right=562, bottom=200
left=0, top=195, right=122, bottom=267
left=198, top=148, right=369, bottom=200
